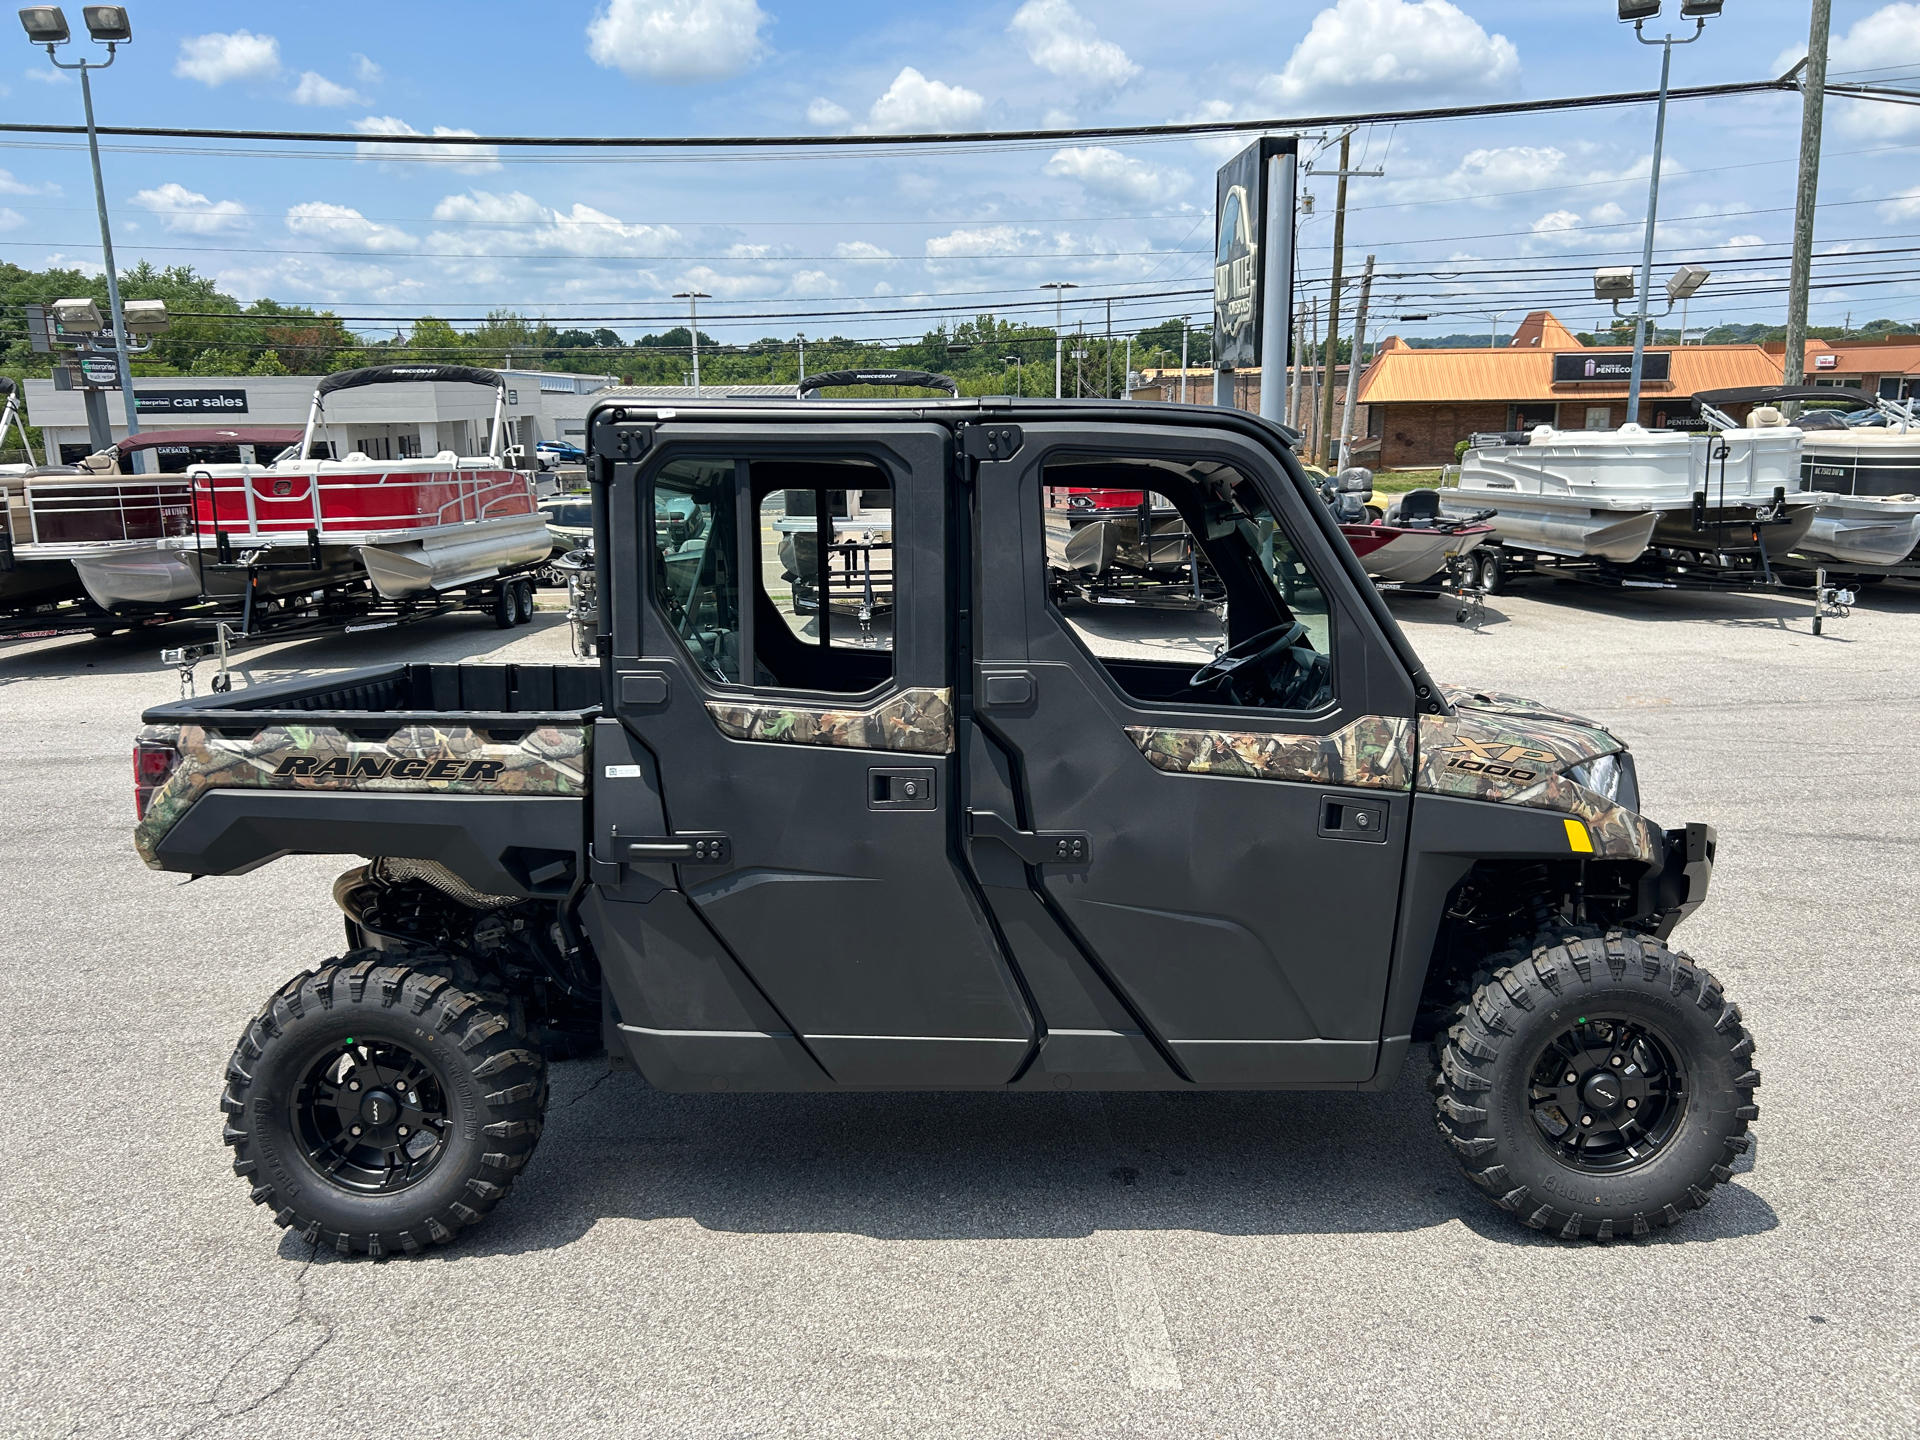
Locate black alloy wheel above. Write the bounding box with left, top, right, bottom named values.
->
left=1433, top=926, right=1759, bottom=1240
left=222, top=955, right=548, bottom=1257
left=291, top=1037, right=451, bottom=1194
left=1524, top=1015, right=1685, bottom=1174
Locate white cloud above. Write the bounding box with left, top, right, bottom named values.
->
left=864, top=67, right=985, bottom=133
left=1797, top=3, right=1920, bottom=136
left=26, top=67, right=67, bottom=85
left=586, top=0, right=769, bottom=82
left=1263, top=0, right=1517, bottom=105
left=925, top=225, right=1042, bottom=258
left=353, top=116, right=501, bottom=174
left=1590, top=201, right=1628, bottom=225
left=1529, top=209, right=1585, bottom=244
left=0, top=168, right=54, bottom=195
left=0, top=208, right=22, bottom=231
left=807, top=97, right=851, bottom=127
left=291, top=71, right=366, bottom=107
left=1882, top=185, right=1920, bottom=220
left=1009, top=0, right=1138, bottom=95
left=286, top=201, right=415, bottom=252
left=833, top=240, right=895, bottom=260
left=352, top=54, right=383, bottom=84
left=1044, top=146, right=1189, bottom=206
left=427, top=190, right=683, bottom=258
left=174, top=30, right=281, bottom=86
left=1726, top=234, right=1766, bottom=248
left=130, top=182, right=252, bottom=234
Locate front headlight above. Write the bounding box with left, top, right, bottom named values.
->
left=1566, top=751, right=1640, bottom=814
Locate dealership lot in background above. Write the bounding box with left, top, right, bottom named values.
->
left=3, top=585, right=1916, bottom=1438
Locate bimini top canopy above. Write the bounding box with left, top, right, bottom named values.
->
left=797, top=368, right=959, bottom=399
left=114, top=426, right=305, bottom=454
left=1694, top=384, right=1872, bottom=407
left=315, top=363, right=504, bottom=398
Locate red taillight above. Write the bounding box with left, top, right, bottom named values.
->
left=133, top=740, right=179, bottom=818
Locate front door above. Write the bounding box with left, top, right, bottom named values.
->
left=967, top=423, right=1416, bottom=1085
left=605, top=422, right=1034, bottom=1087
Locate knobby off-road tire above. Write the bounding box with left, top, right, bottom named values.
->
left=1433, top=927, right=1759, bottom=1240
left=221, top=955, right=548, bottom=1257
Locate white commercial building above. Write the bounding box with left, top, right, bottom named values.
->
left=24, top=367, right=617, bottom=465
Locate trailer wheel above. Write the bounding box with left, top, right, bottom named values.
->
left=492, top=586, right=516, bottom=629
left=1433, top=928, right=1758, bottom=1240
left=221, top=956, right=547, bottom=1257
left=513, top=578, right=536, bottom=625
left=1476, top=549, right=1505, bottom=594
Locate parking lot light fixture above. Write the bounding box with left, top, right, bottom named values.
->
left=25, top=3, right=146, bottom=463
left=1621, top=0, right=1716, bottom=423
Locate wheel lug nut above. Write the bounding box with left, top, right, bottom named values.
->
left=1610, top=1056, right=1623, bottom=1067
left=1626, top=1098, right=1638, bottom=1110
left=1565, top=1073, right=1578, bottom=1084
left=1580, top=1115, right=1594, bottom=1127
left=350, top=1125, right=362, bottom=1136
left=398, top=1126, right=409, bottom=1137
left=349, top=1080, right=361, bottom=1091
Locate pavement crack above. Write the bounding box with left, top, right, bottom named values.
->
left=174, top=1240, right=335, bottom=1438
left=567, top=1065, right=617, bottom=1107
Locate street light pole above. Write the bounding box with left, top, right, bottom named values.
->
left=674, top=290, right=710, bottom=395
left=1041, top=282, right=1076, bottom=398
left=30, top=10, right=145, bottom=465
left=1624, top=5, right=1711, bottom=425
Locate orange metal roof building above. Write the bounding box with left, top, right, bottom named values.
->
left=1356, top=311, right=1786, bottom=406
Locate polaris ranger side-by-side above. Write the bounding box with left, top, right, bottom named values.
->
left=131, top=380, right=1752, bottom=1256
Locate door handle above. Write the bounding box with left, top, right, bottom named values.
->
left=966, top=809, right=1090, bottom=867
left=621, top=834, right=731, bottom=864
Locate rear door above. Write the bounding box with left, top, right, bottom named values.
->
left=966, top=422, right=1417, bottom=1085
left=603, top=420, right=1034, bottom=1087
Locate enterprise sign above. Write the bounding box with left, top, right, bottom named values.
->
left=135, top=388, right=249, bottom=414
left=1552, top=352, right=1670, bottom=384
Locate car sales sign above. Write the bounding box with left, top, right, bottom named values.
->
left=134, top=389, right=249, bottom=414
left=1213, top=137, right=1297, bottom=373
left=1551, top=352, right=1671, bottom=384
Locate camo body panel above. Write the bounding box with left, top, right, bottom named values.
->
left=1417, top=688, right=1657, bottom=863
left=1125, top=714, right=1413, bottom=789
left=706, top=686, right=954, bottom=754
left=133, top=720, right=587, bottom=867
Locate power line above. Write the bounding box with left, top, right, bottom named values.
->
left=0, top=77, right=1796, bottom=153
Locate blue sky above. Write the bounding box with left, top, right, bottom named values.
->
left=2, top=0, right=1917, bottom=347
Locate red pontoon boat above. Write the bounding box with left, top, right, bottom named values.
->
left=16, top=364, right=549, bottom=612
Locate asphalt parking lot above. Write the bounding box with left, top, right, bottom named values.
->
left=4, top=579, right=1918, bottom=1439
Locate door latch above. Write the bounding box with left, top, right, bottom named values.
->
left=1318, top=797, right=1388, bottom=844
left=869, top=767, right=936, bottom=810
left=622, top=834, right=731, bottom=865
left=966, top=809, right=1090, bottom=867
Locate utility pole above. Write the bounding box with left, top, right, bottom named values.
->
left=1307, top=293, right=1322, bottom=458
left=1123, top=333, right=1132, bottom=399
left=1179, top=323, right=1189, bottom=402
left=1308, top=132, right=1384, bottom=465
left=1288, top=308, right=1306, bottom=432
left=796, top=331, right=806, bottom=385
left=1338, top=254, right=1375, bottom=471
left=1104, top=297, right=1113, bottom=399
left=1785, top=0, right=1831, bottom=393
left=1041, top=282, right=1076, bottom=397
left=673, top=290, right=709, bottom=395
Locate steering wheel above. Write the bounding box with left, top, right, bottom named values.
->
left=1189, top=622, right=1307, bottom=690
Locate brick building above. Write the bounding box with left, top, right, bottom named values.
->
left=1777, top=333, right=1920, bottom=400
left=1352, top=311, right=1788, bottom=469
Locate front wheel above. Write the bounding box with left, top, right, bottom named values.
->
left=221, top=957, right=548, bottom=1256
left=1433, top=929, right=1758, bottom=1239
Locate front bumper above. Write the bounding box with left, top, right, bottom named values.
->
left=1647, top=822, right=1716, bottom=938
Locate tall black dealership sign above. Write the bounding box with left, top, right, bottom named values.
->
left=1213, top=136, right=1298, bottom=372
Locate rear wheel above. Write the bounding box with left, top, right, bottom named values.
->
left=221, top=956, right=547, bottom=1257
left=513, top=577, right=536, bottom=624
left=1433, top=928, right=1758, bottom=1239
left=1476, top=549, right=1505, bottom=594
left=492, top=585, right=516, bottom=629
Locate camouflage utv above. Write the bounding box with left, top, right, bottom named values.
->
left=129, top=372, right=1750, bottom=1256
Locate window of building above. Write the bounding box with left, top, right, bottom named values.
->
left=1041, top=456, right=1333, bottom=713
left=1510, top=403, right=1555, bottom=430
left=396, top=433, right=422, bottom=459
left=650, top=456, right=894, bottom=696
left=1584, top=407, right=1612, bottom=430
left=355, top=435, right=393, bottom=461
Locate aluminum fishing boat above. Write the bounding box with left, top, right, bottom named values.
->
left=15, top=364, right=550, bottom=612
left=0, top=377, right=92, bottom=618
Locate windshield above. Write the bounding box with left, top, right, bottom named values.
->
left=545, top=503, right=593, bottom=527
